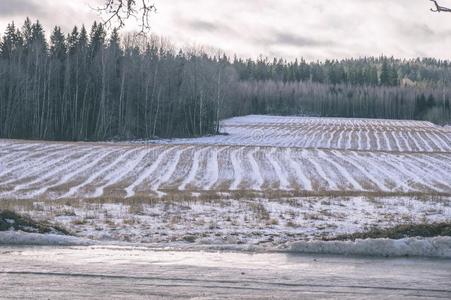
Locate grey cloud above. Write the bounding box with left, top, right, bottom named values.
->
left=274, top=33, right=335, bottom=48
left=0, top=0, right=42, bottom=16
left=413, top=24, right=435, bottom=37
left=183, top=19, right=241, bottom=38
left=187, top=20, right=220, bottom=32
left=396, top=21, right=451, bottom=43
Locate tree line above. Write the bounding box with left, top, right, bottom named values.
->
left=227, top=81, right=450, bottom=124
left=0, top=19, right=449, bottom=141
left=234, top=55, right=451, bottom=88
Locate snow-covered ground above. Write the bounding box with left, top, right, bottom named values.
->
left=289, top=236, right=451, bottom=258
left=134, top=115, right=451, bottom=152
left=1, top=115, right=450, bottom=247
left=0, top=140, right=450, bottom=199
left=6, top=195, right=450, bottom=247
left=0, top=231, right=93, bottom=246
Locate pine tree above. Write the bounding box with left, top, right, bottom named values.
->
left=30, top=20, right=48, bottom=53
left=388, top=64, right=398, bottom=86
left=67, top=26, right=79, bottom=56
left=89, top=22, right=106, bottom=59
left=108, top=28, right=121, bottom=53
left=0, top=22, right=22, bottom=59
left=78, top=25, right=88, bottom=50
left=21, top=17, right=32, bottom=54
left=50, top=26, right=67, bottom=61
left=380, top=59, right=390, bottom=86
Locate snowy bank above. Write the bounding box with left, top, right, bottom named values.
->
left=0, top=231, right=94, bottom=246
left=288, top=237, right=451, bottom=258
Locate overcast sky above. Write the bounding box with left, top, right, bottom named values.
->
left=0, top=0, right=450, bottom=61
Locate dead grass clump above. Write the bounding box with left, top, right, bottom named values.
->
left=319, top=209, right=334, bottom=218
left=303, top=212, right=324, bottom=221
left=55, top=209, right=76, bottom=217
left=328, top=222, right=451, bottom=241
left=287, top=199, right=303, bottom=207
left=286, top=220, right=299, bottom=228
left=183, top=235, right=196, bottom=243
left=170, top=214, right=182, bottom=225
left=128, top=202, right=145, bottom=215
left=248, top=202, right=270, bottom=221
left=320, top=200, right=331, bottom=206
left=0, top=210, right=70, bottom=235
left=72, top=218, right=88, bottom=225
left=229, top=190, right=261, bottom=200
left=105, top=219, right=116, bottom=227
left=268, top=218, right=279, bottom=226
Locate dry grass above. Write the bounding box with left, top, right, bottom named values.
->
left=248, top=202, right=270, bottom=221
left=2, top=190, right=448, bottom=217
left=328, top=222, right=451, bottom=241
left=0, top=210, right=70, bottom=234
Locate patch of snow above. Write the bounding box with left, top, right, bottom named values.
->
left=0, top=231, right=94, bottom=246
left=288, top=237, right=451, bottom=258
left=230, top=147, right=244, bottom=190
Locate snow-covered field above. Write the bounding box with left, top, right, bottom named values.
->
left=1, top=143, right=450, bottom=199
left=139, top=115, right=451, bottom=152
left=1, top=115, right=450, bottom=246
left=5, top=195, right=449, bottom=247
left=0, top=117, right=450, bottom=199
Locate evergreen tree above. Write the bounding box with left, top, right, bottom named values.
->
left=78, top=25, right=88, bottom=50
left=0, top=22, right=22, bottom=59
left=50, top=26, right=67, bottom=61
left=89, top=22, right=106, bottom=58
left=30, top=20, right=48, bottom=53
left=380, top=59, right=390, bottom=86
left=21, top=17, right=32, bottom=54
left=67, top=26, right=80, bottom=56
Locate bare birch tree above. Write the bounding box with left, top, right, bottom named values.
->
left=100, top=0, right=156, bottom=32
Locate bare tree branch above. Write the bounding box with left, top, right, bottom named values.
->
left=99, top=0, right=156, bottom=33
left=430, top=0, right=451, bottom=12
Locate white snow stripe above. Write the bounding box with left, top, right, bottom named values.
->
left=247, top=147, right=264, bottom=191
left=230, top=147, right=244, bottom=190
left=285, top=148, right=312, bottom=191
left=23, top=149, right=116, bottom=198
left=91, top=147, right=154, bottom=198
left=318, top=150, right=364, bottom=191
left=179, top=147, right=208, bottom=191
left=125, top=146, right=173, bottom=198
left=265, top=147, right=291, bottom=190
left=61, top=148, right=137, bottom=198
left=151, top=146, right=192, bottom=194
left=307, top=150, right=338, bottom=190
left=333, top=150, right=389, bottom=192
